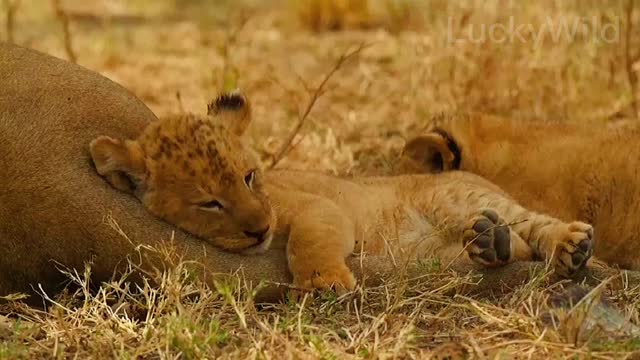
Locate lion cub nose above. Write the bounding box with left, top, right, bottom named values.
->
left=243, top=226, right=270, bottom=243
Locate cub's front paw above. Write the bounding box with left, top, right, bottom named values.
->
left=553, top=221, right=593, bottom=277
left=292, top=264, right=356, bottom=295
left=463, top=209, right=512, bottom=267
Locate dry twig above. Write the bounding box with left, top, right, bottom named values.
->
left=51, top=0, right=77, bottom=63
left=175, top=91, right=185, bottom=113
left=2, top=0, right=18, bottom=43
left=219, top=12, right=251, bottom=92
left=625, top=0, right=640, bottom=118
left=269, top=43, right=368, bottom=168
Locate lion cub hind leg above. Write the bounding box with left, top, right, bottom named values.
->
left=463, top=209, right=534, bottom=266
left=286, top=202, right=357, bottom=295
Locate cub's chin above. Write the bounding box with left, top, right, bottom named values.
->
left=207, top=232, right=274, bottom=255
left=241, top=233, right=274, bottom=255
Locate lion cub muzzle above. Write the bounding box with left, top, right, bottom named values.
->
left=243, top=226, right=270, bottom=243
left=241, top=228, right=274, bottom=255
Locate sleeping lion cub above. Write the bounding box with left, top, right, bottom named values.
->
left=90, top=92, right=593, bottom=291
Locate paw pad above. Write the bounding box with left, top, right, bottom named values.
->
left=554, top=221, right=593, bottom=277
left=464, top=209, right=511, bottom=266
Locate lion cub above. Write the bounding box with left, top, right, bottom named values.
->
left=90, top=92, right=594, bottom=292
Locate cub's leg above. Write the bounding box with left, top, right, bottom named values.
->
left=462, top=209, right=533, bottom=266
left=285, top=197, right=357, bottom=293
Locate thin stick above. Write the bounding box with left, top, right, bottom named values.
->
left=175, top=91, right=185, bottom=113
left=443, top=219, right=530, bottom=271
left=51, top=0, right=76, bottom=63
left=625, top=0, right=640, bottom=118
left=3, top=0, right=18, bottom=43
left=220, top=12, right=250, bottom=91
left=269, top=43, right=368, bottom=169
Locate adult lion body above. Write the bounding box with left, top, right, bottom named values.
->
left=399, top=113, right=640, bottom=269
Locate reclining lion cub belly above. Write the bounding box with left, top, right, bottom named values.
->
left=91, top=95, right=594, bottom=291
left=398, top=113, right=640, bottom=270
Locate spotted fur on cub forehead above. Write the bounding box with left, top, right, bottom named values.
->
left=139, top=113, right=254, bottom=189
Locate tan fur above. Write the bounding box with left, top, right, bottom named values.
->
left=92, top=101, right=595, bottom=292
left=398, top=113, right=640, bottom=270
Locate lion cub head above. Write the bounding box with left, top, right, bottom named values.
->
left=90, top=92, right=274, bottom=254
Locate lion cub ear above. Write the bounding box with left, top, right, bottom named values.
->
left=398, top=130, right=461, bottom=174
left=89, top=136, right=146, bottom=193
left=207, top=90, right=251, bottom=136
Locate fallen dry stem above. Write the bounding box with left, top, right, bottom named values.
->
left=51, top=0, right=76, bottom=63
left=2, top=0, right=18, bottom=43
left=625, top=0, right=640, bottom=118
left=220, top=11, right=250, bottom=91
left=175, top=91, right=185, bottom=113
left=270, top=42, right=369, bottom=168
left=444, top=219, right=530, bottom=271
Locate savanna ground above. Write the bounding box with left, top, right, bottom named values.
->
left=2, top=0, right=640, bottom=358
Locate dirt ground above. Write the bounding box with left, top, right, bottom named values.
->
left=1, top=0, right=640, bottom=358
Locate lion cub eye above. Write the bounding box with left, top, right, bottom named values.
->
left=244, top=170, right=256, bottom=189
left=199, top=200, right=224, bottom=212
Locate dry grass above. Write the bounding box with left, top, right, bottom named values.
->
left=1, top=241, right=639, bottom=359
left=2, top=0, right=640, bottom=358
